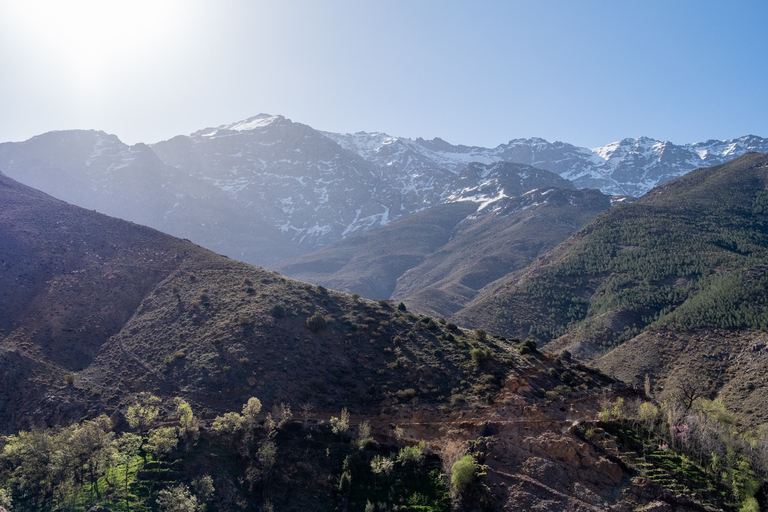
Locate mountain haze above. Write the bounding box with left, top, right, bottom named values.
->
left=1, top=114, right=766, bottom=271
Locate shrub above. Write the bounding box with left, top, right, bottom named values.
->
left=306, top=312, right=327, bottom=333
left=397, top=444, right=424, bottom=467
left=64, top=373, right=75, bottom=385
left=397, top=302, right=407, bottom=311
left=395, top=388, right=417, bottom=400
left=470, top=347, right=490, bottom=367
left=451, top=454, right=477, bottom=492
left=270, top=304, right=286, bottom=318
left=520, top=339, right=537, bottom=354
left=446, top=322, right=459, bottom=332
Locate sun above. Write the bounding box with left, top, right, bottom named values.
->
left=1, top=0, right=200, bottom=97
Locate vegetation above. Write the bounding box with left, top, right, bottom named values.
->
left=0, top=395, right=454, bottom=512
left=460, top=154, right=768, bottom=352
left=588, top=391, right=768, bottom=512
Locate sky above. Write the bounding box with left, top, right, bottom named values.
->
left=0, top=0, right=766, bottom=149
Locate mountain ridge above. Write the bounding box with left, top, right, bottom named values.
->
left=1, top=114, right=766, bottom=270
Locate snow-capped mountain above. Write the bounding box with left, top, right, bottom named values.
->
left=1, top=113, right=765, bottom=267
left=331, top=131, right=768, bottom=197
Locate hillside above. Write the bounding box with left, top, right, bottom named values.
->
left=391, top=188, right=613, bottom=317
left=279, top=181, right=613, bottom=318
left=0, top=171, right=515, bottom=431
left=2, top=173, right=747, bottom=511
left=452, top=152, right=768, bottom=425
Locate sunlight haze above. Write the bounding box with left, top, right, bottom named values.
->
left=0, top=0, right=766, bottom=148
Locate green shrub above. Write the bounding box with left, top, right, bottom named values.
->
left=451, top=454, right=477, bottom=492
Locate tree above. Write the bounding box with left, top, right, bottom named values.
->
left=125, top=393, right=162, bottom=433
left=116, top=432, right=143, bottom=509
left=355, top=421, right=373, bottom=450
left=176, top=399, right=200, bottom=451
left=0, top=487, right=13, bottom=511
left=192, top=474, right=215, bottom=503
left=271, top=402, right=292, bottom=430
left=668, top=374, right=707, bottom=412
left=145, top=426, right=178, bottom=461
left=0, top=429, right=57, bottom=509
left=62, top=415, right=116, bottom=499
left=396, top=444, right=424, bottom=469
left=241, top=397, right=263, bottom=431
left=330, top=408, right=350, bottom=435
left=637, top=401, right=659, bottom=433
left=370, top=455, right=394, bottom=489
left=156, top=484, right=198, bottom=512
left=212, top=412, right=245, bottom=450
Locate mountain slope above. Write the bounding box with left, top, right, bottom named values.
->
left=452, top=152, right=768, bottom=423
left=276, top=201, right=479, bottom=299
left=392, top=188, right=613, bottom=317
left=276, top=162, right=587, bottom=302
left=0, top=172, right=588, bottom=434
left=0, top=171, right=223, bottom=430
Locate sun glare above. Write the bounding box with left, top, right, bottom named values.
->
left=2, top=0, right=199, bottom=96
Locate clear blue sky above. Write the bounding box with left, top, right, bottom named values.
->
left=0, top=0, right=766, bottom=148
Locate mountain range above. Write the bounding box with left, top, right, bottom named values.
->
left=1, top=114, right=766, bottom=269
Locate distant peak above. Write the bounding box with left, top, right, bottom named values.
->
left=195, top=114, right=285, bottom=138
left=227, top=114, right=285, bottom=131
